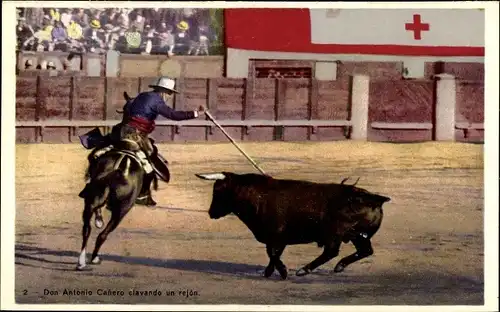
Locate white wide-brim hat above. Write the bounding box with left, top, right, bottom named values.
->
left=148, top=76, right=179, bottom=93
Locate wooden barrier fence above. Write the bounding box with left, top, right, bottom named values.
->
left=15, top=75, right=484, bottom=143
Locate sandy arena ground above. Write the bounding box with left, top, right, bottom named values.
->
left=12, top=141, right=484, bottom=306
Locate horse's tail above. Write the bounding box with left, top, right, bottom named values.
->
left=84, top=166, right=91, bottom=182
left=84, top=152, right=97, bottom=182
left=80, top=154, right=144, bottom=199
left=79, top=169, right=123, bottom=199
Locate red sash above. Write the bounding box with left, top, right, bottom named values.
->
left=126, top=116, right=155, bottom=134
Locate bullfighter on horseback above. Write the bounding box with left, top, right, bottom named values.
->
left=76, top=76, right=205, bottom=270
left=114, top=76, right=204, bottom=157
left=118, top=76, right=206, bottom=204
left=81, top=76, right=205, bottom=207
left=116, top=76, right=206, bottom=205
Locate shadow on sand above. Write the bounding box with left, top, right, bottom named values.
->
left=15, top=243, right=484, bottom=287
left=15, top=244, right=266, bottom=278
left=15, top=243, right=484, bottom=304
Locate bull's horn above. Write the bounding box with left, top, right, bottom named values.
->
left=341, top=177, right=350, bottom=185
left=352, top=177, right=360, bottom=186
left=195, top=173, right=226, bottom=181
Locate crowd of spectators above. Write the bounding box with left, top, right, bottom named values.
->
left=16, top=8, right=223, bottom=56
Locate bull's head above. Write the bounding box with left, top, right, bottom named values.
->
left=195, top=172, right=237, bottom=219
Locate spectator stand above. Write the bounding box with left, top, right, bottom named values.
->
left=17, top=7, right=224, bottom=57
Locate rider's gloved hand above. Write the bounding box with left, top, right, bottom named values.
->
left=193, top=105, right=206, bottom=118
left=196, top=105, right=206, bottom=116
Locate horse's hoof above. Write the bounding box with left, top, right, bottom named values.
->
left=136, top=197, right=157, bottom=207
left=95, top=218, right=104, bottom=229
left=263, top=266, right=274, bottom=278
left=334, top=263, right=345, bottom=273
left=295, top=267, right=311, bottom=277
left=76, top=265, right=91, bottom=271
left=90, top=257, right=102, bottom=265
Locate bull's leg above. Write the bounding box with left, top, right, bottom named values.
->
left=274, top=246, right=288, bottom=280
left=264, top=245, right=287, bottom=279
left=296, top=238, right=342, bottom=276
left=333, top=234, right=374, bottom=273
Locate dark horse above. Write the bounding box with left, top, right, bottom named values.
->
left=75, top=93, right=167, bottom=271
left=76, top=145, right=158, bottom=270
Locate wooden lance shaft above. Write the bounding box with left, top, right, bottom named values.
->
left=204, top=110, right=268, bottom=176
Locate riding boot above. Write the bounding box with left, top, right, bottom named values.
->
left=135, top=174, right=156, bottom=207
left=135, top=191, right=156, bottom=207
left=135, top=192, right=157, bottom=206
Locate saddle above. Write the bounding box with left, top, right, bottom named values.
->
left=79, top=127, right=170, bottom=183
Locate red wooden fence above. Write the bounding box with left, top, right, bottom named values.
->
left=15, top=76, right=484, bottom=144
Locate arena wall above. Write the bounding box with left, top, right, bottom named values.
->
left=15, top=73, right=484, bottom=144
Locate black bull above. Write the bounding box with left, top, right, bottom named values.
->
left=196, top=172, right=391, bottom=280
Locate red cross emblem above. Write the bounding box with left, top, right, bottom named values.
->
left=405, top=14, right=430, bottom=40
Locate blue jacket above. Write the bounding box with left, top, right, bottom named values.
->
left=123, top=91, right=195, bottom=122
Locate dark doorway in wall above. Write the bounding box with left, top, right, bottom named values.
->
left=255, top=67, right=312, bottom=79
left=250, top=59, right=315, bottom=79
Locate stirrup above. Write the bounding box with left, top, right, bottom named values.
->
left=136, top=195, right=157, bottom=207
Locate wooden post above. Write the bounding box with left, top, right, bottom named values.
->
left=434, top=73, right=456, bottom=141
left=275, top=79, right=287, bottom=120
left=34, top=75, right=42, bottom=143
left=207, top=78, right=218, bottom=112
left=173, top=76, right=185, bottom=141
left=241, top=78, right=255, bottom=120
left=274, top=79, right=287, bottom=141
left=308, top=78, right=319, bottom=140
left=69, top=76, right=77, bottom=142
left=207, top=78, right=219, bottom=140
left=350, top=74, right=370, bottom=141
left=242, top=77, right=254, bottom=141
left=104, top=77, right=115, bottom=120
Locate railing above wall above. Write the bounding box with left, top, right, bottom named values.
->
left=16, top=120, right=484, bottom=134
left=15, top=120, right=352, bottom=127
left=371, top=122, right=484, bottom=130
left=16, top=119, right=354, bottom=143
